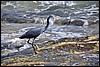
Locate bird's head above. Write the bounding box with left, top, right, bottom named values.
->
left=48, top=14, right=60, bottom=26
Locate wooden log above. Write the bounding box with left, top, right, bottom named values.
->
left=2, top=62, right=49, bottom=66
left=37, top=40, right=99, bottom=51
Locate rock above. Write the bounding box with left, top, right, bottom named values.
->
left=30, top=19, right=35, bottom=23
left=54, top=19, right=71, bottom=25
left=88, top=19, right=99, bottom=25
left=15, top=45, right=24, bottom=51
left=94, top=19, right=99, bottom=24
left=61, top=19, right=71, bottom=25
left=71, top=19, right=85, bottom=26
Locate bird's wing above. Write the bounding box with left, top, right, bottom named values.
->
left=25, top=28, right=43, bottom=37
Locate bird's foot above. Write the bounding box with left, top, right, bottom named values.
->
left=31, top=49, right=40, bottom=55
left=34, top=50, right=40, bottom=54
left=33, top=45, right=40, bottom=54
left=34, top=44, right=40, bottom=50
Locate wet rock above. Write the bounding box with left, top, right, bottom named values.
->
left=56, top=38, right=66, bottom=42
left=30, top=19, right=35, bottom=23
left=87, top=16, right=98, bottom=22
left=94, top=19, right=99, bottom=24
left=5, top=18, right=25, bottom=23
left=61, top=19, right=71, bottom=25
left=3, top=5, right=15, bottom=10
left=88, top=20, right=95, bottom=25
left=15, top=45, right=24, bottom=51
left=55, top=19, right=71, bottom=25
left=46, top=5, right=63, bottom=11
left=88, top=19, right=99, bottom=25
left=3, top=17, right=33, bottom=23
left=71, top=19, right=85, bottom=26
left=1, top=42, right=11, bottom=49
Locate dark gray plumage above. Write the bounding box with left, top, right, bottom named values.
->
left=19, top=28, right=43, bottom=39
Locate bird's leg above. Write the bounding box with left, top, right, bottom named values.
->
left=27, top=38, right=32, bottom=44
left=31, top=42, right=37, bottom=54
left=32, top=38, right=40, bottom=50
left=31, top=39, right=39, bottom=54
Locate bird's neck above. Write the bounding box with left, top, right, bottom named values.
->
left=43, top=16, right=50, bottom=32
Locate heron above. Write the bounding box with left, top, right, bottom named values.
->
left=19, top=15, right=60, bottom=54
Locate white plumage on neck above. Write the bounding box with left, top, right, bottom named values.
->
left=49, top=17, right=55, bottom=26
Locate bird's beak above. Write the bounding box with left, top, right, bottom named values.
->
left=54, top=16, right=61, bottom=20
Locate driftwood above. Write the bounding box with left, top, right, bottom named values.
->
left=2, top=61, right=49, bottom=66
left=37, top=35, right=99, bottom=51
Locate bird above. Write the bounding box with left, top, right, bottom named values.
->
left=19, top=15, right=60, bottom=54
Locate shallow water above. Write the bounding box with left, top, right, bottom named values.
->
left=1, top=1, right=99, bottom=22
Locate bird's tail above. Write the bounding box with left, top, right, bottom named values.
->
left=19, top=36, right=23, bottom=39
left=19, top=34, right=26, bottom=39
